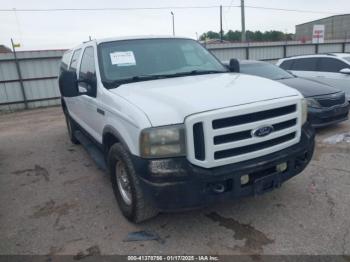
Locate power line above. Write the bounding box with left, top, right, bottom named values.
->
left=243, top=5, right=344, bottom=15
left=0, top=5, right=344, bottom=15
left=0, top=6, right=228, bottom=12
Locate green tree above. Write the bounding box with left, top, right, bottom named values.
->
left=199, top=30, right=294, bottom=42
left=224, top=30, right=241, bottom=41
left=199, top=31, right=221, bottom=41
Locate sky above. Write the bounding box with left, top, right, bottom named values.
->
left=1, top=0, right=350, bottom=50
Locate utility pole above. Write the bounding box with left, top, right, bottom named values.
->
left=220, top=5, right=223, bottom=42
left=171, top=11, right=175, bottom=36
left=241, top=0, right=246, bottom=42
left=11, top=38, right=28, bottom=109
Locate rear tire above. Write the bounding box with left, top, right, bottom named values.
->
left=108, top=143, right=158, bottom=223
left=64, top=111, right=80, bottom=145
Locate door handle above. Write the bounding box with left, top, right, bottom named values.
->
left=97, top=108, right=105, bottom=115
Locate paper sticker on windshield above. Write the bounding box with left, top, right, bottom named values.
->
left=110, top=51, right=136, bottom=66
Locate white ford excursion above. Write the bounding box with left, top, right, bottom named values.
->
left=58, top=36, right=315, bottom=223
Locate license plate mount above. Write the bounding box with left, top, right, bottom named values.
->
left=254, top=173, right=281, bottom=195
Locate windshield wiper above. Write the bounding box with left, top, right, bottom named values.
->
left=276, top=76, right=293, bottom=80
left=171, top=69, right=228, bottom=77
left=105, top=70, right=227, bottom=89
left=104, top=75, right=167, bottom=88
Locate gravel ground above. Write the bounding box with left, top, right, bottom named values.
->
left=0, top=106, right=349, bottom=256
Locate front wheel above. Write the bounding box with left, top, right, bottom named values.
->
left=108, top=143, right=158, bottom=223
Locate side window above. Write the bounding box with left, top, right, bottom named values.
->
left=290, top=58, right=318, bottom=71
left=69, top=49, right=81, bottom=72
left=279, top=60, right=294, bottom=70
left=59, top=51, right=72, bottom=73
left=79, top=46, right=96, bottom=81
left=318, top=58, right=349, bottom=73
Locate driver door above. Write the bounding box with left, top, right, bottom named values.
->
left=65, top=48, right=82, bottom=122
left=76, top=46, right=102, bottom=142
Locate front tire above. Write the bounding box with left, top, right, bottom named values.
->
left=108, top=143, right=158, bottom=223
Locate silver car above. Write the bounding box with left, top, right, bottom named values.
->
left=277, top=53, right=350, bottom=101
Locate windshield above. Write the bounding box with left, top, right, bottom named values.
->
left=240, top=62, right=294, bottom=80
left=98, top=38, right=227, bottom=88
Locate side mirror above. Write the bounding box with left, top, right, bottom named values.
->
left=339, top=68, right=350, bottom=75
left=77, top=74, right=97, bottom=97
left=59, top=71, right=79, bottom=97
left=228, top=58, right=240, bottom=73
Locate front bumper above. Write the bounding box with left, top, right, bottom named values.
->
left=131, top=123, right=315, bottom=211
left=308, top=102, right=349, bottom=128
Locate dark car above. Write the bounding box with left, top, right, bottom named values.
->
left=226, top=60, right=349, bottom=128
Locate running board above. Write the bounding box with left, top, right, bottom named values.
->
left=74, top=131, right=107, bottom=172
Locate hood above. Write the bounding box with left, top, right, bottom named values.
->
left=110, top=73, right=300, bottom=126
left=278, top=77, right=340, bottom=98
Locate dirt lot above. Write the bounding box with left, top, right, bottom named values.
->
left=0, top=106, right=349, bottom=256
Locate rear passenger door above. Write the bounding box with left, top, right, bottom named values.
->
left=287, top=57, right=319, bottom=79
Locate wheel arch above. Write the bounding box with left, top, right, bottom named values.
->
left=102, top=125, right=131, bottom=155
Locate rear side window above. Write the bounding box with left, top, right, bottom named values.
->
left=60, top=51, right=72, bottom=73
left=69, top=49, right=81, bottom=71
left=290, top=58, right=318, bottom=71
left=79, top=47, right=96, bottom=80
left=318, top=58, right=349, bottom=73
left=279, top=60, right=293, bottom=70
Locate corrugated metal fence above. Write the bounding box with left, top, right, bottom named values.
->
left=0, top=50, right=66, bottom=112
left=206, top=40, right=350, bottom=63
left=1, top=40, right=350, bottom=112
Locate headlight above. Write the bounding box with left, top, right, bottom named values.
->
left=140, top=125, right=186, bottom=158
left=301, top=98, right=308, bottom=125
left=307, top=98, right=321, bottom=108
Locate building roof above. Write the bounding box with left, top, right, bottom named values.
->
left=296, top=14, right=350, bottom=27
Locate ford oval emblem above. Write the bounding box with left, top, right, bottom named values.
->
left=252, top=126, right=274, bottom=137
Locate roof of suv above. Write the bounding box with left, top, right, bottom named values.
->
left=279, top=53, right=350, bottom=61
left=95, top=35, right=191, bottom=44
left=79, top=35, right=191, bottom=46
left=329, top=53, right=350, bottom=59
left=68, top=35, right=193, bottom=52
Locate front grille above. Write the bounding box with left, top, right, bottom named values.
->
left=213, top=119, right=297, bottom=145
left=214, top=132, right=296, bottom=159
left=193, top=122, right=205, bottom=160
left=212, top=105, right=296, bottom=129
left=316, top=93, right=345, bottom=108
left=273, top=119, right=297, bottom=131
left=186, top=97, right=301, bottom=168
